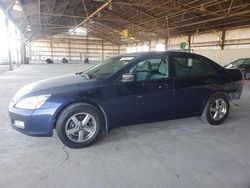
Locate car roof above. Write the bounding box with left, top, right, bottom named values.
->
left=119, top=50, right=193, bottom=58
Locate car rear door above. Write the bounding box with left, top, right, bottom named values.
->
left=171, top=53, right=219, bottom=115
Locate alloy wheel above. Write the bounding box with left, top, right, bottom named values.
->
left=209, top=98, right=227, bottom=121
left=65, top=113, right=97, bottom=143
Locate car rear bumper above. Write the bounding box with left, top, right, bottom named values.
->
left=9, top=107, right=58, bottom=137
left=229, top=86, right=243, bottom=100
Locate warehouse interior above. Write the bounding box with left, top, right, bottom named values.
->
left=0, top=0, right=250, bottom=187
left=0, top=0, right=250, bottom=66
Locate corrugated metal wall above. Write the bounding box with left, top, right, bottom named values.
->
left=127, top=27, right=250, bottom=65
left=28, top=27, right=250, bottom=65
left=28, top=34, right=123, bottom=62
left=193, top=28, right=250, bottom=65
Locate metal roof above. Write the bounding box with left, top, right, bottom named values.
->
left=1, top=0, right=250, bottom=44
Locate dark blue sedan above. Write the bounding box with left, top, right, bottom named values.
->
left=9, top=51, right=244, bottom=148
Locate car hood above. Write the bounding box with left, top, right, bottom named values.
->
left=12, top=74, right=97, bottom=101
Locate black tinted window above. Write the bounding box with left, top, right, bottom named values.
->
left=174, top=57, right=215, bottom=78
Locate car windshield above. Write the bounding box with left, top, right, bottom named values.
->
left=82, top=56, right=135, bottom=79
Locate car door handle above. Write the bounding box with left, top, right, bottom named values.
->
left=158, top=83, right=171, bottom=89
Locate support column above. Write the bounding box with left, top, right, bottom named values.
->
left=165, top=38, right=168, bottom=50
left=68, top=35, right=71, bottom=60
left=28, top=43, right=31, bottom=63
left=188, top=35, right=191, bottom=50
left=118, top=45, right=120, bottom=55
left=5, top=12, right=13, bottom=70
left=50, top=36, right=53, bottom=60
left=86, top=34, right=89, bottom=57
left=220, top=30, right=226, bottom=50
left=101, top=39, right=104, bottom=61
left=15, top=25, right=20, bottom=67
left=20, top=34, right=24, bottom=64
left=20, top=34, right=26, bottom=64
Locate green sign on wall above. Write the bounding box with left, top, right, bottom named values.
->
left=180, top=42, right=187, bottom=49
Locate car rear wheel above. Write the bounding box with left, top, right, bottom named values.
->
left=201, top=94, right=230, bottom=125
left=56, top=103, right=103, bottom=148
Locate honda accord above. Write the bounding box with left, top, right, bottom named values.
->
left=9, top=51, right=244, bottom=148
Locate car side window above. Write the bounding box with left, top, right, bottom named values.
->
left=128, top=57, right=169, bottom=81
left=246, top=59, right=250, bottom=66
left=173, top=56, right=215, bottom=78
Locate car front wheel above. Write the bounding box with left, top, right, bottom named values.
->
left=56, top=103, right=103, bottom=148
left=201, top=94, right=230, bottom=125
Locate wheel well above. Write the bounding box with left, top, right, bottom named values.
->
left=53, top=101, right=108, bottom=132
left=201, top=91, right=229, bottom=112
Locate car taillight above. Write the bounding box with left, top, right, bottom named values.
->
left=240, top=72, right=245, bottom=86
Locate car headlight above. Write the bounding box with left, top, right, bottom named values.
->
left=14, top=95, right=51, bottom=109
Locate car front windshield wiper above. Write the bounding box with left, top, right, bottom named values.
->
left=92, top=73, right=112, bottom=80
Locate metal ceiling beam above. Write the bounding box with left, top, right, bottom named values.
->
left=119, top=0, right=152, bottom=17
left=127, top=0, right=231, bottom=29
left=173, top=1, right=225, bottom=17
left=227, top=0, right=234, bottom=15
left=104, top=10, right=166, bottom=38
left=76, top=0, right=112, bottom=28
left=160, top=3, right=248, bottom=30
left=175, top=19, right=250, bottom=36
left=38, top=0, right=41, bottom=34
left=51, top=0, right=56, bottom=13
left=165, top=9, right=250, bottom=31
left=111, top=1, right=162, bottom=8
left=81, top=0, right=88, bottom=17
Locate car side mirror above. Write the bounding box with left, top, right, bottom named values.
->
left=120, top=73, right=135, bottom=82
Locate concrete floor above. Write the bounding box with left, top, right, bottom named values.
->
left=0, top=63, right=250, bottom=188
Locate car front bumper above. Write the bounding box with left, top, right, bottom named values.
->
left=9, top=107, right=58, bottom=137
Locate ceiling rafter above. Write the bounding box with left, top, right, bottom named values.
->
left=1, top=0, right=249, bottom=44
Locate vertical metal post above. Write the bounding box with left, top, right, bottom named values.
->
left=188, top=35, right=191, bottom=50
left=86, top=34, right=89, bottom=57
left=165, top=38, right=168, bottom=50
left=220, top=30, right=226, bottom=50
left=5, top=12, right=13, bottom=70
left=50, top=36, right=53, bottom=60
left=28, top=43, right=31, bottom=63
left=118, top=45, right=120, bottom=55
left=68, top=35, right=71, bottom=60
left=101, top=39, right=104, bottom=61
left=15, top=25, right=20, bottom=67
left=20, top=34, right=24, bottom=64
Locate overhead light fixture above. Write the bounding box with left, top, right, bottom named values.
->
left=12, top=0, right=23, bottom=12
left=89, top=19, right=94, bottom=24
left=199, top=3, right=206, bottom=11
left=108, top=4, right=112, bottom=10
left=27, top=25, right=32, bottom=32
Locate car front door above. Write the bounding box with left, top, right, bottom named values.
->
left=171, top=54, right=218, bottom=116
left=109, top=55, right=174, bottom=125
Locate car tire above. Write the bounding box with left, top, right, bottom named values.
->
left=244, top=72, right=250, bottom=80
left=201, top=93, right=230, bottom=125
left=56, top=103, right=103, bottom=148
